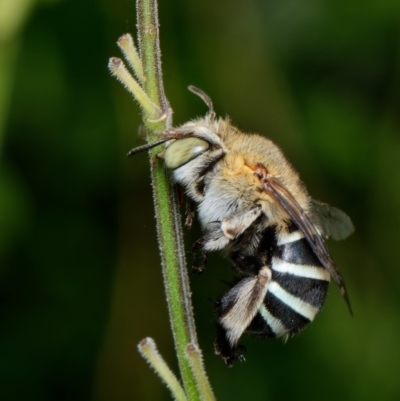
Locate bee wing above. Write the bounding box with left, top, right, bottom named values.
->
left=260, top=174, right=352, bottom=314
left=311, top=199, right=354, bottom=241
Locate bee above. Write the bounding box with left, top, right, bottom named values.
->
left=129, top=86, right=354, bottom=366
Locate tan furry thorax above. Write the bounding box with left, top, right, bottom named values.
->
left=173, top=115, right=312, bottom=228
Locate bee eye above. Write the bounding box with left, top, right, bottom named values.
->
left=164, top=137, right=210, bottom=169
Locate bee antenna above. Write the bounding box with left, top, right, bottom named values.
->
left=127, top=138, right=170, bottom=157
left=188, top=85, right=215, bottom=118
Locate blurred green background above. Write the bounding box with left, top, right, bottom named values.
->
left=1, top=0, right=400, bottom=400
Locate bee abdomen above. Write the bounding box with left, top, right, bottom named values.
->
left=255, top=228, right=330, bottom=338
left=216, top=225, right=331, bottom=364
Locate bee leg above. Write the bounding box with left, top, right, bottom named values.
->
left=192, top=239, right=208, bottom=273
left=193, top=224, right=231, bottom=253
left=220, top=207, right=262, bottom=240
left=196, top=149, right=225, bottom=179
left=192, top=225, right=230, bottom=272
left=236, top=344, right=247, bottom=363
left=192, top=230, right=227, bottom=273
left=192, top=207, right=263, bottom=273
left=191, top=229, right=230, bottom=272
left=185, top=199, right=196, bottom=229
left=177, top=147, right=225, bottom=202
left=214, top=267, right=271, bottom=365
left=214, top=325, right=248, bottom=367
left=214, top=324, right=241, bottom=367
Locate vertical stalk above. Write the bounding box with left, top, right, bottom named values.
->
left=135, top=1, right=212, bottom=399
left=109, top=1, right=215, bottom=398
left=136, top=0, right=170, bottom=131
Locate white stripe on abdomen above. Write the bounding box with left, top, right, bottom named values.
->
left=272, top=257, right=330, bottom=281
left=268, top=281, right=319, bottom=321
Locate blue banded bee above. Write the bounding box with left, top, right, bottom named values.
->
left=129, top=86, right=354, bottom=366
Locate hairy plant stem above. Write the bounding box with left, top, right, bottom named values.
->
left=110, top=1, right=215, bottom=397
left=134, top=0, right=214, bottom=399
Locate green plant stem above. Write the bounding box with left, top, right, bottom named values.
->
left=135, top=0, right=213, bottom=399
left=147, top=158, right=201, bottom=401
left=136, top=0, right=170, bottom=132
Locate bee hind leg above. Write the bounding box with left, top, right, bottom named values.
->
left=214, top=323, right=247, bottom=366
left=214, top=267, right=271, bottom=365
left=214, top=323, right=245, bottom=367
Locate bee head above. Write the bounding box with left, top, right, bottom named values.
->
left=163, top=137, right=210, bottom=169
left=127, top=86, right=222, bottom=167
left=162, top=86, right=219, bottom=169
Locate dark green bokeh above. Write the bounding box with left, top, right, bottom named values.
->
left=1, top=0, right=400, bottom=400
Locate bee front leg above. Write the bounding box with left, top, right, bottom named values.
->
left=192, top=224, right=230, bottom=272
left=175, top=147, right=225, bottom=202
left=185, top=199, right=196, bottom=229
